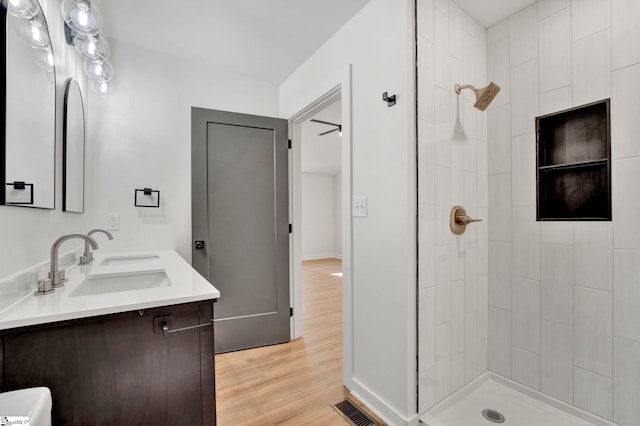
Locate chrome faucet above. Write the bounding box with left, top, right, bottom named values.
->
left=79, top=229, right=113, bottom=265
left=49, top=234, right=99, bottom=288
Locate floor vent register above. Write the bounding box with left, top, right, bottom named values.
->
left=332, top=398, right=378, bottom=426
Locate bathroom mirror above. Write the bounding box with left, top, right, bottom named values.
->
left=62, top=78, right=85, bottom=213
left=1, top=0, right=56, bottom=209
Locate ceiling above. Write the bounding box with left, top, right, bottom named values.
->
left=302, top=100, right=341, bottom=176
left=92, top=0, right=539, bottom=86
left=454, top=0, right=539, bottom=28
left=94, top=0, right=371, bottom=84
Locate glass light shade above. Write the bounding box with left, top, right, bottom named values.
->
left=34, top=47, right=55, bottom=72
left=60, top=0, right=103, bottom=36
left=13, top=15, right=51, bottom=48
left=7, top=0, right=40, bottom=19
left=74, top=34, right=109, bottom=61
left=83, top=58, right=113, bottom=82
left=90, top=79, right=113, bottom=97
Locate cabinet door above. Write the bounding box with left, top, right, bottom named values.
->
left=2, top=302, right=215, bottom=425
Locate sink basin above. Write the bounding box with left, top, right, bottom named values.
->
left=99, top=255, right=160, bottom=267
left=69, top=271, right=170, bottom=297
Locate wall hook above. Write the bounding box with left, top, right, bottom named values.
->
left=382, top=92, right=396, bottom=107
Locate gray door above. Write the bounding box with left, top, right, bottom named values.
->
left=191, top=108, right=290, bottom=354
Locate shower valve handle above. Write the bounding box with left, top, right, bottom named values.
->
left=456, top=215, right=481, bottom=225
left=450, top=206, right=481, bottom=235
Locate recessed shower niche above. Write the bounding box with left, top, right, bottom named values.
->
left=536, top=99, right=611, bottom=221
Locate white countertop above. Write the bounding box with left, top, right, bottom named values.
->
left=0, top=250, right=220, bottom=331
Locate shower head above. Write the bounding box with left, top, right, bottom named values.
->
left=454, top=82, right=501, bottom=111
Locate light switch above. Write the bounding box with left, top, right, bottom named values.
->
left=353, top=196, right=367, bottom=218
left=107, top=214, right=120, bottom=230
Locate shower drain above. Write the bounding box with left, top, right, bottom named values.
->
left=482, top=409, right=505, bottom=423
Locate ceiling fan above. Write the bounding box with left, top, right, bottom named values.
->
left=311, top=119, right=342, bottom=136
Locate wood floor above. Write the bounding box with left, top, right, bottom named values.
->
left=215, top=258, right=348, bottom=425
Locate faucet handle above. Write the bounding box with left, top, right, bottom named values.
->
left=49, top=270, right=67, bottom=288
left=34, top=279, right=54, bottom=296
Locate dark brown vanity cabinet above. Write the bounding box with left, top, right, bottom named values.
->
left=0, top=301, right=216, bottom=425
left=536, top=99, right=611, bottom=220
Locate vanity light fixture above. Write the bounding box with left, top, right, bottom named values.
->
left=61, top=0, right=115, bottom=95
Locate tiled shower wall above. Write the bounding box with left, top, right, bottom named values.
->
left=486, top=0, right=640, bottom=424
left=416, top=0, right=489, bottom=413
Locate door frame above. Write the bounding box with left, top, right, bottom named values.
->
left=288, top=65, right=354, bottom=388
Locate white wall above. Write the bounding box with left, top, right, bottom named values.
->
left=416, top=0, right=489, bottom=414
left=487, top=1, right=640, bottom=424
left=0, top=0, right=90, bottom=279
left=333, top=172, right=343, bottom=258
left=86, top=40, right=279, bottom=263
left=301, top=173, right=335, bottom=259
left=280, top=0, right=417, bottom=423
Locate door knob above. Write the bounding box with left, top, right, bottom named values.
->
left=194, top=240, right=205, bottom=250
left=450, top=206, right=481, bottom=235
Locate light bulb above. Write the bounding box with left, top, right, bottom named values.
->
left=91, top=79, right=113, bottom=97
left=74, top=34, right=109, bottom=61
left=83, top=58, right=113, bottom=81
left=35, top=47, right=55, bottom=72
left=14, top=15, right=51, bottom=48
left=61, top=0, right=103, bottom=35
left=8, top=0, right=39, bottom=18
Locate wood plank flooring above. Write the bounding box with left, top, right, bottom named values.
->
left=215, top=258, right=347, bottom=425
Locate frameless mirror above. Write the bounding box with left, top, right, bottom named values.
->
left=62, top=78, right=85, bottom=213
left=2, top=0, right=56, bottom=209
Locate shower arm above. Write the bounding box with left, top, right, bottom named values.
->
left=454, top=83, right=478, bottom=95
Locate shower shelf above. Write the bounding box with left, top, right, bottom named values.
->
left=536, top=99, right=611, bottom=221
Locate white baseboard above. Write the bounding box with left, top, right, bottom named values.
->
left=348, top=378, right=418, bottom=426
left=301, top=254, right=342, bottom=261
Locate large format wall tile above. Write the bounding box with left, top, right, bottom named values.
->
left=418, top=39, right=436, bottom=123
left=512, top=277, right=541, bottom=354
left=489, top=306, right=512, bottom=377
left=487, top=37, right=510, bottom=109
left=612, top=64, right=640, bottom=160
left=572, top=29, right=611, bottom=106
left=574, top=287, right=613, bottom=377
left=614, top=338, right=640, bottom=426
left=541, top=245, right=573, bottom=325
left=434, top=8, right=450, bottom=89
left=540, top=85, right=573, bottom=116
left=572, top=0, right=611, bottom=41
left=538, top=0, right=569, bottom=21
left=612, top=0, right=640, bottom=70
left=510, top=59, right=539, bottom=136
left=613, top=158, right=640, bottom=249
left=488, top=174, right=511, bottom=241
left=539, top=8, right=572, bottom=93
left=574, top=367, right=613, bottom=420
left=613, top=250, right=640, bottom=342
left=541, top=320, right=573, bottom=404
left=509, top=4, right=538, bottom=67
left=511, top=133, right=536, bottom=207
left=574, top=222, right=613, bottom=291
left=512, top=347, right=540, bottom=390
left=512, top=207, right=540, bottom=280
left=419, top=287, right=436, bottom=375
left=488, top=241, right=512, bottom=310
left=487, top=105, right=511, bottom=174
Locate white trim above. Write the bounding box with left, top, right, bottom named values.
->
left=350, top=379, right=421, bottom=426
left=287, top=66, right=354, bottom=401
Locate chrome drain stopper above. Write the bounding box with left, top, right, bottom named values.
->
left=482, top=409, right=505, bottom=423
